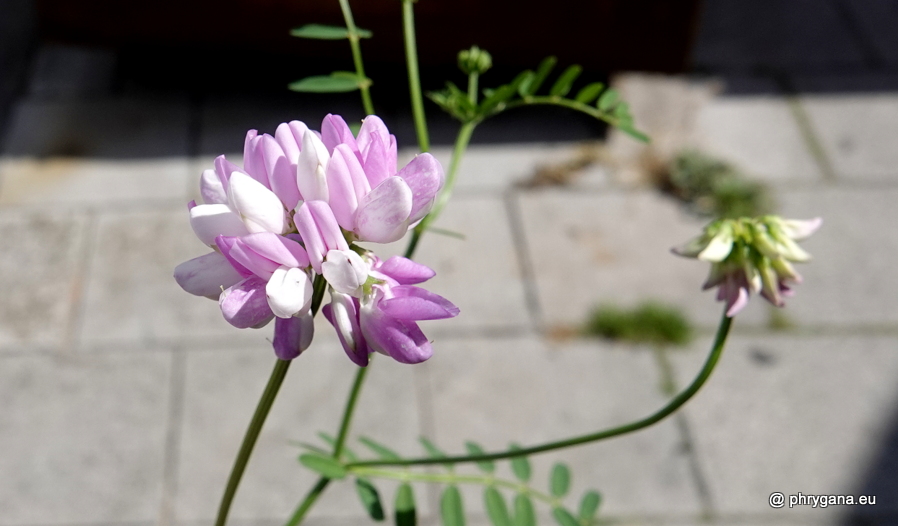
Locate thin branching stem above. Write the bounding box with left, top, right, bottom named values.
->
left=346, top=311, right=733, bottom=468
left=401, top=0, right=430, bottom=151
left=338, top=0, right=375, bottom=115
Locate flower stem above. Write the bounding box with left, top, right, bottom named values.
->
left=404, top=120, right=477, bottom=257
left=467, top=72, right=479, bottom=105
left=283, top=476, right=331, bottom=526
left=215, top=358, right=292, bottom=526
left=401, top=0, right=430, bottom=152
left=333, top=361, right=371, bottom=458
left=338, top=0, right=375, bottom=115
left=346, top=310, right=733, bottom=468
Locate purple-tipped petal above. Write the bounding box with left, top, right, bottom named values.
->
left=360, top=302, right=432, bottom=364
left=214, top=235, right=254, bottom=278
left=397, top=153, right=444, bottom=223
left=227, top=238, right=281, bottom=279
left=361, top=131, right=392, bottom=187
left=240, top=232, right=310, bottom=269
left=219, top=276, right=275, bottom=328
left=189, top=204, right=250, bottom=246
left=379, top=286, right=459, bottom=320
left=295, top=201, right=349, bottom=273
left=321, top=114, right=358, bottom=155
left=276, top=121, right=308, bottom=164
left=356, top=176, right=413, bottom=243
left=273, top=312, right=314, bottom=360
left=262, top=134, right=301, bottom=210
left=174, top=251, right=244, bottom=299
left=357, top=115, right=391, bottom=155
left=242, top=130, right=271, bottom=189
left=324, top=292, right=369, bottom=366
left=375, top=256, right=435, bottom=284
left=325, top=145, right=365, bottom=230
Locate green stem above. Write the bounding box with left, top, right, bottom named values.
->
left=401, top=0, right=430, bottom=152
left=284, top=476, right=331, bottom=526
left=333, top=363, right=371, bottom=458
left=350, top=467, right=559, bottom=505
left=338, top=0, right=375, bottom=115
left=467, top=72, right=479, bottom=105
left=215, top=358, right=292, bottom=526
left=404, top=120, right=477, bottom=257
left=346, top=311, right=733, bottom=468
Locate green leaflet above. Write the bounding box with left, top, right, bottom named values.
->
left=464, top=441, right=495, bottom=473
left=512, top=493, right=536, bottom=526
left=441, top=485, right=465, bottom=526
left=575, top=82, right=605, bottom=104
left=523, top=56, right=557, bottom=96
left=290, top=24, right=372, bottom=39
left=484, top=487, right=512, bottom=526
left=288, top=73, right=368, bottom=93
left=551, top=507, right=579, bottom=526
left=550, top=463, right=571, bottom=497
left=356, top=478, right=386, bottom=521
left=597, top=88, right=620, bottom=111
left=578, top=491, right=602, bottom=524
left=549, top=65, right=583, bottom=97
left=298, top=453, right=347, bottom=479
left=395, top=483, right=417, bottom=526
left=508, top=444, right=531, bottom=482
left=359, top=436, right=403, bottom=461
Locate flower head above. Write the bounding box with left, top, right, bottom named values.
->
left=673, top=216, right=821, bottom=317
left=174, top=114, right=456, bottom=364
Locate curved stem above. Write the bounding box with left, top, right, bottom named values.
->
left=404, top=120, right=477, bottom=256
left=350, top=467, right=559, bottom=506
left=401, top=0, right=430, bottom=152
left=284, top=476, right=331, bottom=526
left=215, top=358, right=292, bottom=526
left=338, top=0, right=375, bottom=115
left=347, top=311, right=733, bottom=468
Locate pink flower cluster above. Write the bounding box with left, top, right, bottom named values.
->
left=174, top=115, right=458, bottom=365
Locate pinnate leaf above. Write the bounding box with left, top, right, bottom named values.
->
left=512, top=493, right=536, bottom=526
left=359, top=436, right=402, bottom=461
left=441, top=485, right=465, bottom=526
left=550, top=463, right=571, bottom=497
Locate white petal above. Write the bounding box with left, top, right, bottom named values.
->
left=189, top=204, right=250, bottom=246
left=174, top=251, right=243, bottom=298
left=200, top=169, right=228, bottom=204
left=697, top=230, right=734, bottom=262
left=322, top=249, right=369, bottom=296
left=228, top=171, right=287, bottom=234
left=266, top=266, right=314, bottom=318
left=355, top=176, right=413, bottom=243
left=780, top=217, right=822, bottom=240
left=297, top=131, right=330, bottom=202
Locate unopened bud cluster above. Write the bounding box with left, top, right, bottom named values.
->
left=458, top=46, right=492, bottom=75
left=673, top=216, right=822, bottom=317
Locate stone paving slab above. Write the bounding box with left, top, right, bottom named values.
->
left=693, top=97, right=823, bottom=183
left=79, top=207, right=250, bottom=350
left=516, top=188, right=773, bottom=330
left=0, top=157, right=192, bottom=206
left=801, top=94, right=898, bottom=181
left=0, top=209, right=88, bottom=350
left=775, top=185, right=898, bottom=327
left=0, top=350, right=171, bottom=524
left=419, top=336, right=701, bottom=517
left=669, top=334, right=898, bottom=520
left=175, top=343, right=427, bottom=523
left=1, top=97, right=190, bottom=158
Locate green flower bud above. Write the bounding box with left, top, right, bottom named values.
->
left=458, top=46, right=492, bottom=75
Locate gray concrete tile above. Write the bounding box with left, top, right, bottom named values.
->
left=801, top=94, right=898, bottom=181
left=670, top=334, right=898, bottom=518
left=1, top=96, right=190, bottom=158
left=0, top=350, right=171, bottom=523
left=693, top=96, right=822, bottom=183
left=517, top=189, right=771, bottom=331
left=175, top=343, right=425, bottom=522
left=420, top=336, right=701, bottom=517
left=79, top=208, right=250, bottom=349
left=776, top=186, right=898, bottom=327
left=0, top=156, right=192, bottom=205
left=0, top=209, right=87, bottom=350
left=361, top=194, right=532, bottom=336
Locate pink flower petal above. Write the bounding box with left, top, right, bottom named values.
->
left=262, top=134, right=301, bottom=209
left=356, top=176, right=413, bottom=243
left=397, top=153, right=444, bottom=223
left=321, top=114, right=357, bottom=155
left=219, top=276, right=275, bottom=329
left=273, top=312, right=314, bottom=360
left=375, top=256, right=435, bottom=284
left=379, top=285, right=459, bottom=320
left=174, top=251, right=244, bottom=299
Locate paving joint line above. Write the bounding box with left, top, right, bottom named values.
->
left=158, top=347, right=187, bottom=526
left=503, top=188, right=546, bottom=333
left=64, top=209, right=98, bottom=352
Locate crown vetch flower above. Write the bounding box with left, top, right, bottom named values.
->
left=175, top=114, right=457, bottom=365
left=673, top=216, right=821, bottom=317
